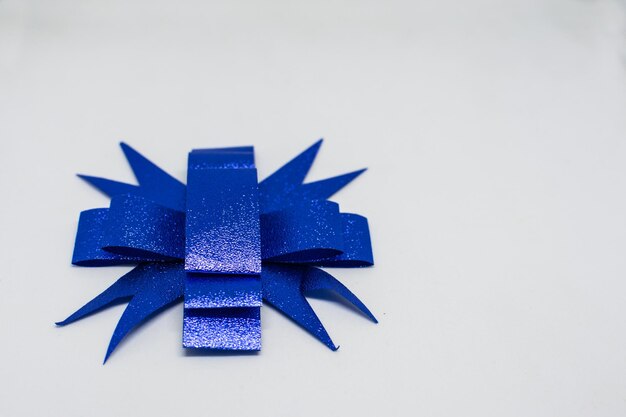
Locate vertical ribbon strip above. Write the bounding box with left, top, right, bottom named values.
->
left=183, top=147, right=262, bottom=350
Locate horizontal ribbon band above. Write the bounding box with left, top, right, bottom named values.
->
left=74, top=198, right=373, bottom=267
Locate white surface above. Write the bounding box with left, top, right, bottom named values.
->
left=1, top=1, right=626, bottom=416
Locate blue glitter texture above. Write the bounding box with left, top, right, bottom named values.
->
left=184, top=147, right=262, bottom=350
left=58, top=140, right=376, bottom=362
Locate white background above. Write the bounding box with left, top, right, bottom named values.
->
left=1, top=1, right=626, bottom=416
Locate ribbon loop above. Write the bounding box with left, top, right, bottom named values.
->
left=260, top=203, right=374, bottom=267
left=101, top=194, right=185, bottom=261
left=72, top=208, right=147, bottom=266
left=260, top=200, right=344, bottom=263
left=305, top=213, right=374, bottom=267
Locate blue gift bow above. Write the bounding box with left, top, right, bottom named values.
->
left=57, top=140, right=377, bottom=362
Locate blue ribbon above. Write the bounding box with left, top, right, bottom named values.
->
left=57, top=140, right=376, bottom=362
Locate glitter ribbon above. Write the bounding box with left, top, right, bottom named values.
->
left=57, top=140, right=377, bottom=362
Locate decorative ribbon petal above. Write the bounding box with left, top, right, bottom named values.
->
left=259, top=140, right=366, bottom=213
left=101, top=194, right=185, bottom=260
left=261, top=264, right=376, bottom=350
left=260, top=206, right=374, bottom=267
left=302, top=267, right=377, bottom=323
left=258, top=139, right=323, bottom=213
left=56, top=263, right=185, bottom=362
left=119, top=143, right=186, bottom=210
left=78, top=142, right=186, bottom=211
left=291, top=168, right=367, bottom=203
left=260, top=200, right=344, bottom=263
left=303, top=213, right=374, bottom=267
left=72, top=208, right=150, bottom=266
left=261, top=264, right=336, bottom=349
left=102, top=264, right=184, bottom=362
left=76, top=175, right=140, bottom=198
